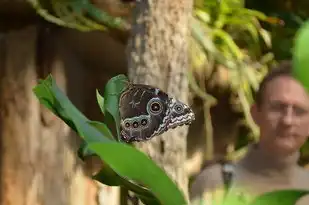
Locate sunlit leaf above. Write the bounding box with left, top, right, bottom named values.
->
left=96, top=89, right=105, bottom=114
left=212, top=29, right=243, bottom=60
left=189, top=37, right=208, bottom=71
left=249, top=189, right=309, bottom=205
left=233, top=9, right=268, bottom=21
left=259, top=28, right=272, bottom=48
left=195, top=9, right=211, bottom=24
left=191, top=18, right=236, bottom=69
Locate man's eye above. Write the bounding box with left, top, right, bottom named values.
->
left=269, top=103, right=285, bottom=111
left=294, top=106, right=308, bottom=116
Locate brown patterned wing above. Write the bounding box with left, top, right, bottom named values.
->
left=119, top=84, right=170, bottom=142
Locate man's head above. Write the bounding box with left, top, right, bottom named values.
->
left=251, top=60, right=309, bottom=156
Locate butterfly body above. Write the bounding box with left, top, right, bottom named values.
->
left=119, top=83, right=195, bottom=143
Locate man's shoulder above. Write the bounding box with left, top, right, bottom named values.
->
left=303, top=165, right=309, bottom=173
left=189, top=163, right=225, bottom=199
left=298, top=166, right=309, bottom=177
left=197, top=163, right=223, bottom=179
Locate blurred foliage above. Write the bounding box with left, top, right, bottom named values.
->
left=189, top=0, right=278, bottom=161
left=27, top=0, right=130, bottom=31
left=245, top=0, right=307, bottom=60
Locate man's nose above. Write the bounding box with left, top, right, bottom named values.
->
left=281, top=107, right=293, bottom=125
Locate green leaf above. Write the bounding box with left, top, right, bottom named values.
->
left=219, top=188, right=253, bottom=205
left=33, top=74, right=112, bottom=144
left=292, top=20, right=309, bottom=93
left=33, top=75, right=84, bottom=133
left=259, top=28, right=272, bottom=48
left=195, top=9, right=211, bottom=24
left=191, top=17, right=237, bottom=70
left=87, top=121, right=115, bottom=141
left=249, top=189, right=309, bottom=205
left=94, top=168, right=160, bottom=203
left=103, top=74, right=129, bottom=140
left=88, top=142, right=187, bottom=205
left=83, top=1, right=128, bottom=30
left=96, top=89, right=105, bottom=114
left=33, top=74, right=114, bottom=161
left=212, top=29, right=243, bottom=60
left=233, top=9, right=267, bottom=21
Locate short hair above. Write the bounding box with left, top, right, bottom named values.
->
left=254, top=60, right=293, bottom=106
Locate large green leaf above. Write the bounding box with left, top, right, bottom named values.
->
left=93, top=168, right=161, bottom=204
left=78, top=121, right=116, bottom=156
left=33, top=75, right=112, bottom=159
left=33, top=75, right=111, bottom=144
left=292, top=20, right=309, bottom=93
left=249, top=189, right=309, bottom=205
left=87, top=121, right=115, bottom=140
left=88, top=142, right=187, bottom=205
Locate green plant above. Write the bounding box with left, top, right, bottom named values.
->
left=33, top=74, right=187, bottom=205
left=27, top=0, right=129, bottom=31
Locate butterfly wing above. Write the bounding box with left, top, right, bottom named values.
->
left=166, top=98, right=195, bottom=129
left=119, top=83, right=195, bottom=143
left=119, top=85, right=170, bottom=142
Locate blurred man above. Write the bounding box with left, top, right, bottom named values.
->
left=190, top=61, right=309, bottom=205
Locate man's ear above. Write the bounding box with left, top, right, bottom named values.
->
left=250, top=103, right=260, bottom=126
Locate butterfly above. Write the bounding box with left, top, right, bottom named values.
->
left=119, top=83, right=195, bottom=143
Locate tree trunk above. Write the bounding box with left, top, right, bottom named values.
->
left=0, top=25, right=43, bottom=205
left=0, top=25, right=91, bottom=205
left=126, top=0, right=193, bottom=202
left=37, top=25, right=90, bottom=205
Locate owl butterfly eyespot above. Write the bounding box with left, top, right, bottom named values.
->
left=174, top=104, right=184, bottom=113
left=132, top=121, right=139, bottom=128
left=119, top=83, right=195, bottom=143
left=141, top=119, right=148, bottom=126
left=147, top=98, right=163, bottom=115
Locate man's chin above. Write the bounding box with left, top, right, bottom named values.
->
left=273, top=138, right=297, bottom=155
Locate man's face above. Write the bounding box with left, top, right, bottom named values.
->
left=252, top=75, right=309, bottom=156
